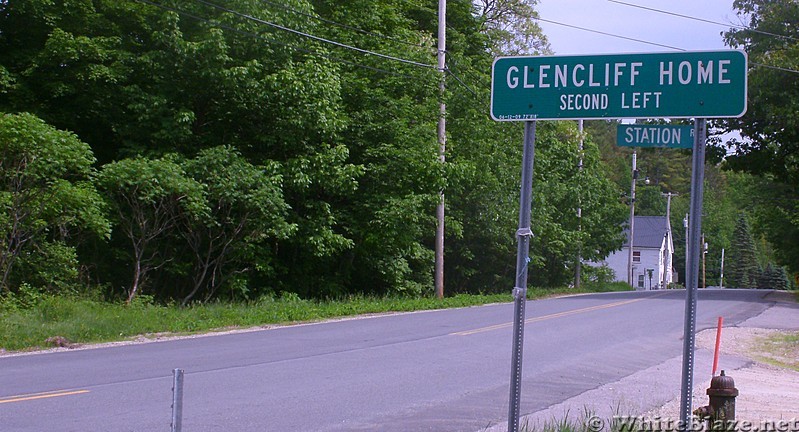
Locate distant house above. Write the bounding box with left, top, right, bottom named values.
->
left=597, top=216, right=674, bottom=290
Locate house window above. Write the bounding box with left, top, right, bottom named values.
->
left=633, top=251, right=641, bottom=263
left=638, top=274, right=645, bottom=288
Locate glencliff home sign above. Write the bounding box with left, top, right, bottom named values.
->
left=490, top=50, right=747, bottom=121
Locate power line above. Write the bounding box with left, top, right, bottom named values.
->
left=751, top=62, right=799, bottom=75
left=446, top=54, right=491, bottom=88
left=607, top=0, right=799, bottom=43
left=258, top=0, right=427, bottom=48
left=193, top=0, right=437, bottom=70
left=535, top=14, right=799, bottom=75
left=534, top=16, right=685, bottom=51
left=445, top=68, right=478, bottom=98
left=604, top=0, right=799, bottom=75
left=132, top=0, right=424, bottom=80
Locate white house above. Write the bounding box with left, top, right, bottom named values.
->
left=598, top=215, right=674, bottom=290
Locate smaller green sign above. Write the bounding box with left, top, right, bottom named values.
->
left=617, top=124, right=694, bottom=148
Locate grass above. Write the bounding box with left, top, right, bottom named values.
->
left=514, top=405, right=646, bottom=432
left=755, top=331, right=799, bottom=372
left=0, top=284, right=631, bottom=353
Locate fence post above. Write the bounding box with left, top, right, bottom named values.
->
left=171, top=369, right=184, bottom=432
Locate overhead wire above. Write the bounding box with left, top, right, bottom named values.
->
left=132, top=0, right=424, bottom=80
left=607, top=0, right=799, bottom=43
left=534, top=13, right=799, bottom=75
left=603, top=0, right=799, bottom=75
left=533, top=16, right=685, bottom=51
left=258, top=0, right=428, bottom=48
left=192, top=0, right=437, bottom=70
left=445, top=68, right=478, bottom=98
left=446, top=53, right=490, bottom=86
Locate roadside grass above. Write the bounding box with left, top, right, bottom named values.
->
left=755, top=331, right=799, bottom=372
left=0, top=283, right=631, bottom=353
left=516, top=406, right=644, bottom=432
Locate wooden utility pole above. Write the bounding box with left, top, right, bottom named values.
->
left=434, top=0, right=446, bottom=299
left=702, top=233, right=707, bottom=289
left=575, top=120, right=583, bottom=289
left=661, top=192, right=678, bottom=288
left=627, top=150, right=637, bottom=287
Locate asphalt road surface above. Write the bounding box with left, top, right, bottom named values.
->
left=0, top=289, right=777, bottom=431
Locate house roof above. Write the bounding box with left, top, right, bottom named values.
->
left=623, top=216, right=670, bottom=248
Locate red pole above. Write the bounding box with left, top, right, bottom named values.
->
left=712, top=316, right=724, bottom=376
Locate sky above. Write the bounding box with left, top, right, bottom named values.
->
left=534, top=0, right=743, bottom=56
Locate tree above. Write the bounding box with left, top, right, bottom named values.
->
left=0, top=0, right=365, bottom=298
left=473, top=0, right=551, bottom=56
left=726, top=214, right=760, bottom=289
left=758, top=263, right=790, bottom=290
left=0, top=0, right=631, bottom=299
left=179, top=146, right=295, bottom=305
left=0, top=112, right=109, bottom=293
left=528, top=122, right=627, bottom=287
left=721, top=0, right=799, bottom=277
left=98, top=156, right=205, bottom=303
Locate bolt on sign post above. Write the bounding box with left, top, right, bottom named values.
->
left=490, top=50, right=746, bottom=432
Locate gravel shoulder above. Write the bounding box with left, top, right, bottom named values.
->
left=485, top=290, right=799, bottom=432
left=650, top=291, right=799, bottom=423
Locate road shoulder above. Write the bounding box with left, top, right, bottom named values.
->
left=484, top=291, right=799, bottom=432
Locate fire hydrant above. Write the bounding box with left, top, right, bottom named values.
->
left=694, top=370, right=739, bottom=431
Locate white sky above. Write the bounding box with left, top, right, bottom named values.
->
left=535, top=0, right=743, bottom=55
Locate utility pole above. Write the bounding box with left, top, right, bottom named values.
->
left=627, top=149, right=638, bottom=288
left=662, top=192, right=677, bottom=226
left=434, top=0, right=446, bottom=299
left=575, top=120, right=583, bottom=289
left=683, top=214, right=689, bottom=285
left=702, top=234, right=707, bottom=289
left=720, top=248, right=725, bottom=289
left=661, top=192, right=677, bottom=288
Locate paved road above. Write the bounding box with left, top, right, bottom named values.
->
left=0, top=289, right=777, bottom=431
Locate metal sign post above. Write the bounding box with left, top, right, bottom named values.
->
left=678, top=118, right=707, bottom=431
left=489, top=49, right=746, bottom=432
left=507, top=120, right=536, bottom=432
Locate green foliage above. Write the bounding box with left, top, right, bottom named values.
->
left=0, top=112, right=109, bottom=293
left=727, top=214, right=760, bottom=289
left=14, top=241, right=79, bottom=293
left=720, top=0, right=799, bottom=279
left=0, top=0, right=637, bottom=302
left=527, top=122, right=627, bottom=287
left=179, top=146, right=295, bottom=304
left=473, top=0, right=551, bottom=56
left=759, top=263, right=792, bottom=290
left=97, top=156, right=206, bottom=303
left=723, top=0, right=799, bottom=183
left=580, top=264, right=617, bottom=289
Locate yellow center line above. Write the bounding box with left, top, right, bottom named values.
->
left=0, top=389, right=90, bottom=404
left=452, top=292, right=671, bottom=336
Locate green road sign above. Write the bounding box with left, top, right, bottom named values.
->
left=617, top=124, right=694, bottom=148
left=490, top=50, right=747, bottom=121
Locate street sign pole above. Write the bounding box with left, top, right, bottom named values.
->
left=508, top=120, right=536, bottom=432
left=679, top=118, right=707, bottom=431
left=490, top=50, right=746, bottom=432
